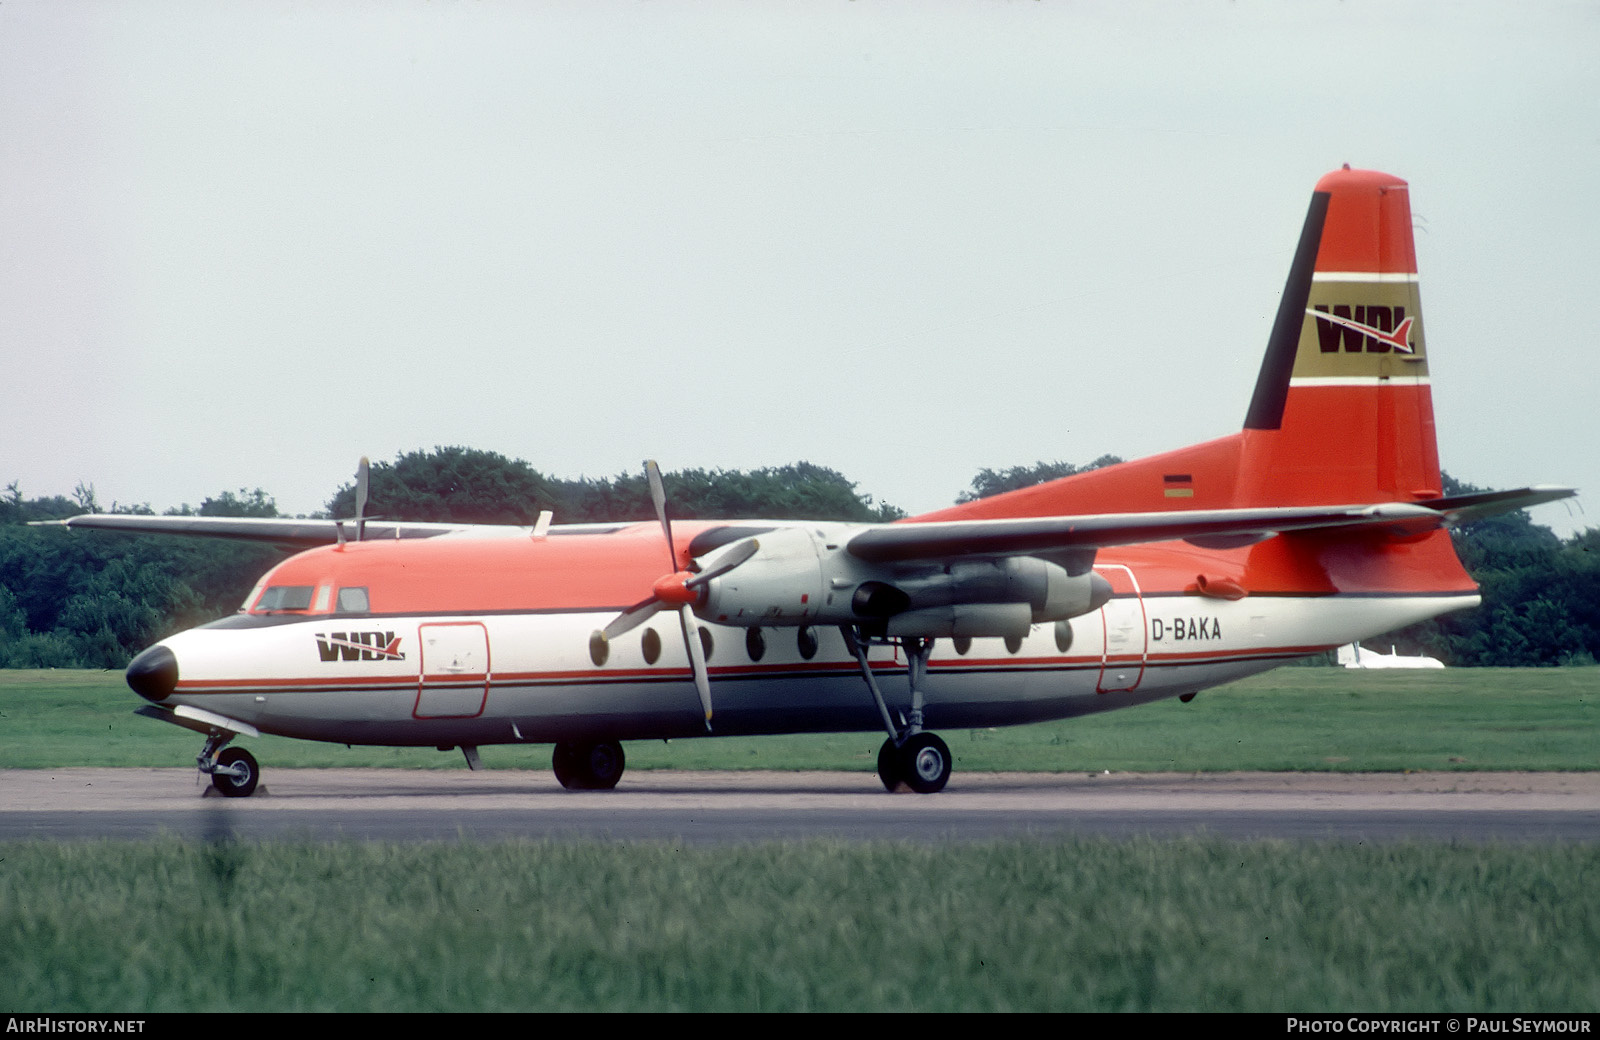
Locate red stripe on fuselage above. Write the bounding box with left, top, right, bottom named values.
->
left=170, top=642, right=1340, bottom=698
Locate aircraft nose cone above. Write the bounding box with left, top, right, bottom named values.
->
left=125, top=645, right=178, bottom=702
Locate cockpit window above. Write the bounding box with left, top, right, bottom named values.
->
left=253, top=585, right=314, bottom=613
left=336, top=587, right=370, bottom=613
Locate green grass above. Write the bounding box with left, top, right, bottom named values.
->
left=2, top=838, right=1597, bottom=1012
left=2, top=667, right=1595, bottom=772
left=5, top=669, right=1599, bottom=1013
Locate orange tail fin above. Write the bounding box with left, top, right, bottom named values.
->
left=1236, top=166, right=1440, bottom=507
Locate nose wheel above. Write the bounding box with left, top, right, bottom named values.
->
left=209, top=746, right=260, bottom=798
left=192, top=731, right=262, bottom=798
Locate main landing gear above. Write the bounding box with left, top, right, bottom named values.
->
left=552, top=740, right=626, bottom=790
left=843, top=628, right=953, bottom=794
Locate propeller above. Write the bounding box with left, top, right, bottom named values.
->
left=354, top=456, right=370, bottom=541
left=336, top=457, right=372, bottom=547
left=601, top=533, right=758, bottom=641
left=596, top=461, right=759, bottom=730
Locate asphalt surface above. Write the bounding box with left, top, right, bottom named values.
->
left=3, top=768, right=1598, bottom=843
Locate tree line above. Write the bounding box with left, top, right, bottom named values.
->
left=1, top=449, right=1593, bottom=668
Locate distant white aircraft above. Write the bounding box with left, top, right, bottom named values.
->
left=1338, top=643, right=1445, bottom=669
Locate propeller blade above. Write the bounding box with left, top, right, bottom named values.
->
left=602, top=598, right=665, bottom=642
left=679, top=604, right=713, bottom=730
left=628, top=461, right=725, bottom=732
left=684, top=537, right=759, bottom=589
left=644, top=459, right=675, bottom=565
left=354, top=457, right=370, bottom=541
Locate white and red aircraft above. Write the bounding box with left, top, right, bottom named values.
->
left=53, top=167, right=1572, bottom=797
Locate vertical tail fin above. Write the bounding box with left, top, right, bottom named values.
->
left=1236, top=166, right=1441, bottom=506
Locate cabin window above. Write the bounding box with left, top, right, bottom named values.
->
left=253, top=585, right=314, bottom=612
left=336, top=587, right=370, bottom=614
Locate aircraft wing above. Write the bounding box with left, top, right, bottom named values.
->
left=29, top=514, right=487, bottom=547
left=843, top=492, right=1575, bottom=564
left=39, top=486, right=1573, bottom=555
left=30, top=514, right=635, bottom=547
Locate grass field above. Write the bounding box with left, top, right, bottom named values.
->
left=3, top=667, right=1597, bottom=1012
left=1, top=666, right=1594, bottom=772
left=4, top=838, right=1598, bottom=1012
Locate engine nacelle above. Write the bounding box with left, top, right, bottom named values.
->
left=696, top=526, right=837, bottom=626
left=695, top=525, right=1113, bottom=638
left=884, top=603, right=1036, bottom=640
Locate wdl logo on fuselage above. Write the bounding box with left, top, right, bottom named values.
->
left=315, top=632, right=405, bottom=662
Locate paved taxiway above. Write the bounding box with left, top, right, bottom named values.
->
left=3, top=769, right=1598, bottom=842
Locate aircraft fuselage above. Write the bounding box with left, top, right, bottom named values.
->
left=137, top=530, right=1476, bottom=748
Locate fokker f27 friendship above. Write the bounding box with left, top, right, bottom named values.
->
left=51, top=167, right=1573, bottom=796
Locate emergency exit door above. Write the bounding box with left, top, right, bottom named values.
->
left=1095, top=564, right=1148, bottom=693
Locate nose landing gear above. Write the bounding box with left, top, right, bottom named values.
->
left=198, top=731, right=260, bottom=798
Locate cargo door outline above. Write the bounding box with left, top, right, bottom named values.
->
left=1095, top=563, right=1148, bottom=693
left=415, top=621, right=490, bottom=719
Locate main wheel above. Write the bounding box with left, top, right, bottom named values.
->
left=877, top=737, right=908, bottom=793
left=899, top=732, right=951, bottom=794
left=211, top=746, right=259, bottom=798
left=552, top=743, right=582, bottom=789
left=552, top=741, right=626, bottom=790
left=580, top=741, right=625, bottom=790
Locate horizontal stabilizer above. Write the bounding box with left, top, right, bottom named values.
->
left=1419, top=485, right=1577, bottom=527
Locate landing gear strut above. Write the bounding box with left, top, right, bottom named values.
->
left=197, top=732, right=259, bottom=798
left=844, top=628, right=952, bottom=794
left=552, top=741, right=626, bottom=790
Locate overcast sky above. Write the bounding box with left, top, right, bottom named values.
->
left=3, top=1, right=1596, bottom=536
